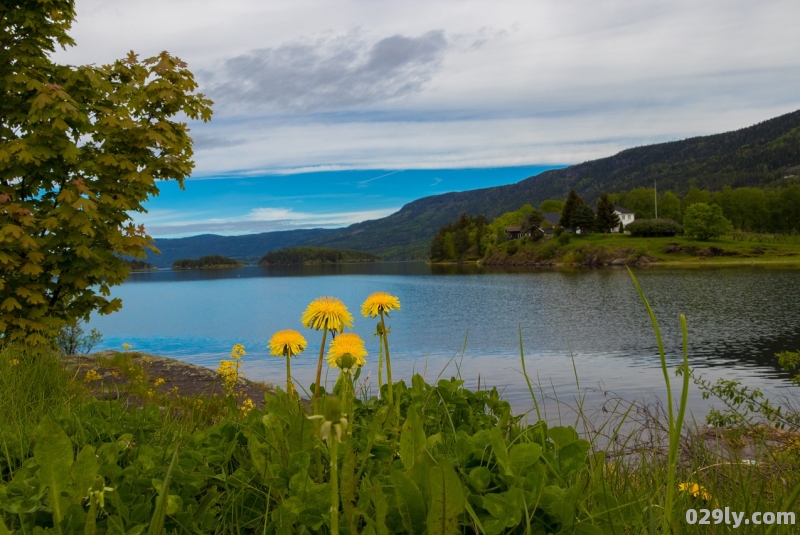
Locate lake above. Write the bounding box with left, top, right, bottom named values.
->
left=88, top=263, right=800, bottom=420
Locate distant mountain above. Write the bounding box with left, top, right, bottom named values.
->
left=146, top=228, right=334, bottom=267
left=149, top=109, right=800, bottom=263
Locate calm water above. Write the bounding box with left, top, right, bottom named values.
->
left=88, top=263, right=800, bottom=419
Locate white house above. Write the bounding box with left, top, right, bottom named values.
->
left=614, top=205, right=635, bottom=232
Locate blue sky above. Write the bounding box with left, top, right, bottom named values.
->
left=141, top=166, right=561, bottom=237
left=56, top=1, right=800, bottom=237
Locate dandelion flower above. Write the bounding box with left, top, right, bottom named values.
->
left=301, top=297, right=353, bottom=333
left=154, top=377, right=166, bottom=387
left=269, top=329, right=307, bottom=395
left=268, top=330, right=307, bottom=358
left=361, top=292, right=400, bottom=318
left=678, top=482, right=712, bottom=501
left=327, top=333, right=367, bottom=369
left=122, top=343, right=131, bottom=352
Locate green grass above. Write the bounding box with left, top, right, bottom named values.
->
left=488, top=233, right=800, bottom=266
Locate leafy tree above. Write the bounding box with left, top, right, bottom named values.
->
left=540, top=199, right=564, bottom=213
left=659, top=191, right=682, bottom=222
left=682, top=203, right=733, bottom=240
left=594, top=192, right=620, bottom=233
left=681, top=186, right=710, bottom=213
left=559, top=190, right=584, bottom=228
left=55, top=320, right=102, bottom=355
left=571, top=204, right=596, bottom=234
left=0, top=1, right=213, bottom=345
left=520, top=209, right=545, bottom=238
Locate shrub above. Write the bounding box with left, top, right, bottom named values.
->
left=683, top=203, right=733, bottom=240
left=626, top=218, right=683, bottom=237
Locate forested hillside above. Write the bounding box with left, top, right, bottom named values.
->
left=150, top=109, right=800, bottom=262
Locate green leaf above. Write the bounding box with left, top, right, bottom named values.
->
left=490, top=427, right=511, bottom=475
left=426, top=460, right=464, bottom=535
left=146, top=448, right=179, bottom=535
left=34, top=416, right=74, bottom=530
left=547, top=426, right=579, bottom=448
left=509, top=442, right=542, bottom=473
left=391, top=470, right=426, bottom=534
left=71, top=446, right=99, bottom=504
left=399, top=407, right=426, bottom=470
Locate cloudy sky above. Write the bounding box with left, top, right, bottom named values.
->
left=55, top=0, right=800, bottom=237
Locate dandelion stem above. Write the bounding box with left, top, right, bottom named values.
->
left=377, top=332, right=384, bottom=396
left=285, top=350, right=292, bottom=395
left=329, top=437, right=339, bottom=535
left=380, top=312, right=393, bottom=404
left=314, top=329, right=329, bottom=412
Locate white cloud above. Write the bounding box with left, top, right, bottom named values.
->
left=57, top=0, right=800, bottom=174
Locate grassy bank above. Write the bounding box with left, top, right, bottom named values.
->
left=2, top=337, right=799, bottom=533
left=484, top=234, right=800, bottom=266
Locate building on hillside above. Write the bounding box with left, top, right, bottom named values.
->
left=614, top=205, right=635, bottom=232
left=505, top=226, right=523, bottom=239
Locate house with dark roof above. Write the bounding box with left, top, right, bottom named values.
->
left=505, top=226, right=522, bottom=239
left=614, top=205, right=635, bottom=232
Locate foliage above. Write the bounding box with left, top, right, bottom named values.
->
left=570, top=204, right=596, bottom=234
left=683, top=203, right=733, bottom=240
left=558, top=189, right=583, bottom=228
left=55, top=321, right=102, bottom=355
left=429, top=213, right=489, bottom=262
left=0, top=1, right=213, bottom=346
left=260, top=247, right=381, bottom=266
left=594, top=192, right=620, bottom=233
left=120, top=258, right=155, bottom=272
left=539, top=199, right=564, bottom=213
left=626, top=218, right=683, bottom=237
left=172, top=255, right=242, bottom=270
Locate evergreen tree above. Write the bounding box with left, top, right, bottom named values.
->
left=559, top=190, right=584, bottom=228
left=571, top=204, right=596, bottom=234
left=595, top=192, right=620, bottom=233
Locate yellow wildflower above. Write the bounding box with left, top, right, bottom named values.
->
left=122, top=343, right=131, bottom=352
left=84, top=369, right=102, bottom=382
left=154, top=378, right=166, bottom=387
left=327, top=333, right=367, bottom=369
left=171, top=386, right=179, bottom=395
left=230, top=344, right=246, bottom=360
left=361, top=292, right=400, bottom=318
left=269, top=330, right=307, bottom=358
left=240, top=398, right=255, bottom=415
left=9, top=358, right=19, bottom=366
left=301, top=297, right=353, bottom=333
left=678, top=482, right=712, bottom=501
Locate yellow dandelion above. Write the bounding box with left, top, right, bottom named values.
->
left=154, top=378, right=165, bottom=387
left=678, top=482, right=712, bottom=501
left=301, top=297, right=353, bottom=333
left=84, top=369, right=102, bottom=382
left=361, top=292, right=400, bottom=318
left=327, top=333, right=368, bottom=369
left=122, top=343, right=131, bottom=352
left=268, top=330, right=307, bottom=358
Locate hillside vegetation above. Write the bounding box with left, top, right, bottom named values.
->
left=148, top=109, right=800, bottom=262
left=172, top=255, right=243, bottom=270
left=259, top=247, right=381, bottom=265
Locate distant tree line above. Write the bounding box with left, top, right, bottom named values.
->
left=259, top=247, right=381, bottom=265
left=173, top=255, right=243, bottom=270
left=611, top=184, right=800, bottom=234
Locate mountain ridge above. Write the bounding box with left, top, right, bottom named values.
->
left=146, top=109, right=800, bottom=266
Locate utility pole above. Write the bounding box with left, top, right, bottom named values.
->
left=654, top=179, right=658, bottom=219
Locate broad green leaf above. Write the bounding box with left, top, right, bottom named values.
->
left=391, top=470, right=426, bottom=534
left=426, top=460, right=464, bottom=535
left=509, top=442, right=542, bottom=473
left=547, top=426, right=578, bottom=448
left=71, top=446, right=99, bottom=504
left=146, top=448, right=178, bottom=535
left=490, top=427, right=511, bottom=475
left=399, top=407, right=426, bottom=470
left=34, top=416, right=74, bottom=529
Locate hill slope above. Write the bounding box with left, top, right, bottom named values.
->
left=150, top=109, right=800, bottom=263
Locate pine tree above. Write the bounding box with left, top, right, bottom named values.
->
left=595, top=192, right=621, bottom=233
left=559, top=190, right=584, bottom=228
left=571, top=204, right=596, bottom=234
